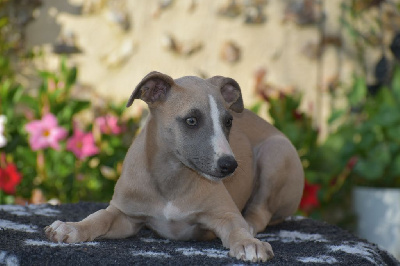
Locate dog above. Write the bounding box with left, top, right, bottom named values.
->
left=45, top=72, right=304, bottom=262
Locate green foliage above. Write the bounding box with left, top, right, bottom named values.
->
left=348, top=76, right=367, bottom=106
left=326, top=66, right=400, bottom=188
left=0, top=5, right=140, bottom=204
left=0, top=59, right=140, bottom=203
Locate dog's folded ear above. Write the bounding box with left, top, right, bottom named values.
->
left=207, top=76, right=244, bottom=113
left=127, top=71, right=175, bottom=107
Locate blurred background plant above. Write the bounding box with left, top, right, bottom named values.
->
left=0, top=0, right=139, bottom=204
left=324, top=0, right=400, bottom=190
left=0, top=57, right=139, bottom=204
left=325, top=69, right=400, bottom=189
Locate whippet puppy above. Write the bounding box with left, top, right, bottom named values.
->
left=45, top=72, right=304, bottom=262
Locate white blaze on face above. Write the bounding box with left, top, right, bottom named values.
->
left=208, top=95, right=234, bottom=159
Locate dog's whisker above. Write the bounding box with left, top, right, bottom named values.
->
left=237, top=165, right=246, bottom=175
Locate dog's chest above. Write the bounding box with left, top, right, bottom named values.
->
left=162, top=202, right=185, bottom=220
left=146, top=201, right=201, bottom=240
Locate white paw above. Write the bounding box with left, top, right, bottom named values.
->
left=229, top=238, right=274, bottom=262
left=44, top=220, right=82, bottom=243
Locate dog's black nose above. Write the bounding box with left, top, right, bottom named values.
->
left=217, top=156, right=238, bottom=175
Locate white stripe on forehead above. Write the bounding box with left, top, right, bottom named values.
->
left=208, top=94, right=234, bottom=157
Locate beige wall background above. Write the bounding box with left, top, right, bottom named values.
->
left=25, top=0, right=371, bottom=135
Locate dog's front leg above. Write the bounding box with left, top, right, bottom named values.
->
left=45, top=204, right=142, bottom=243
left=201, top=208, right=274, bottom=262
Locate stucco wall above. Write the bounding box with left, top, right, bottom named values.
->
left=25, top=0, right=358, bottom=132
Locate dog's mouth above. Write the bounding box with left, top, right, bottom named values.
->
left=201, top=171, right=233, bottom=181
left=185, top=159, right=234, bottom=181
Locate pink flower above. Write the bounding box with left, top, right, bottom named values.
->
left=95, top=115, right=122, bottom=135
left=47, top=79, right=65, bottom=92
left=47, top=79, right=57, bottom=92
left=25, top=114, right=68, bottom=151
left=67, top=128, right=99, bottom=160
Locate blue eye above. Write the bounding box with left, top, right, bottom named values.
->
left=186, top=117, right=197, bottom=126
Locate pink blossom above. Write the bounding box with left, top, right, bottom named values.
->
left=47, top=79, right=56, bottom=92
left=47, top=79, right=65, bottom=92
left=67, top=128, right=99, bottom=160
left=95, top=115, right=122, bottom=135
left=25, top=114, right=67, bottom=151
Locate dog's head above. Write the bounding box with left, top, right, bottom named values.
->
left=127, top=71, right=244, bottom=181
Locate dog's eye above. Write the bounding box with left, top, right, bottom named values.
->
left=186, top=117, right=197, bottom=127
left=225, top=118, right=233, bottom=128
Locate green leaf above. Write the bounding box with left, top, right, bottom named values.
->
left=38, top=71, right=53, bottom=80
left=376, top=87, right=396, bottom=106
left=358, top=131, right=375, bottom=149
left=61, top=56, right=68, bottom=75
left=11, top=85, right=24, bottom=103
left=354, top=157, right=384, bottom=180
left=38, top=82, right=47, bottom=96
left=71, top=100, right=90, bottom=114
left=59, top=107, right=73, bottom=124
left=1, top=79, right=11, bottom=98
left=389, top=154, right=400, bottom=177
left=304, top=170, right=320, bottom=183
left=286, top=94, right=301, bottom=111
left=391, top=65, right=400, bottom=102
left=328, top=109, right=346, bottom=124
left=387, top=125, right=400, bottom=141
left=19, top=95, right=40, bottom=114
left=348, top=76, right=366, bottom=106
left=0, top=17, right=8, bottom=28
left=373, top=105, right=400, bottom=127
left=249, top=101, right=263, bottom=114
left=282, top=124, right=300, bottom=145
left=49, top=88, right=64, bottom=102
left=371, top=143, right=391, bottom=165
left=353, top=143, right=391, bottom=184
left=66, top=66, right=77, bottom=87
left=110, top=136, right=122, bottom=147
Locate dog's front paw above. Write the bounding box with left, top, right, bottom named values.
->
left=44, top=220, right=84, bottom=243
left=229, top=238, right=274, bottom=262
